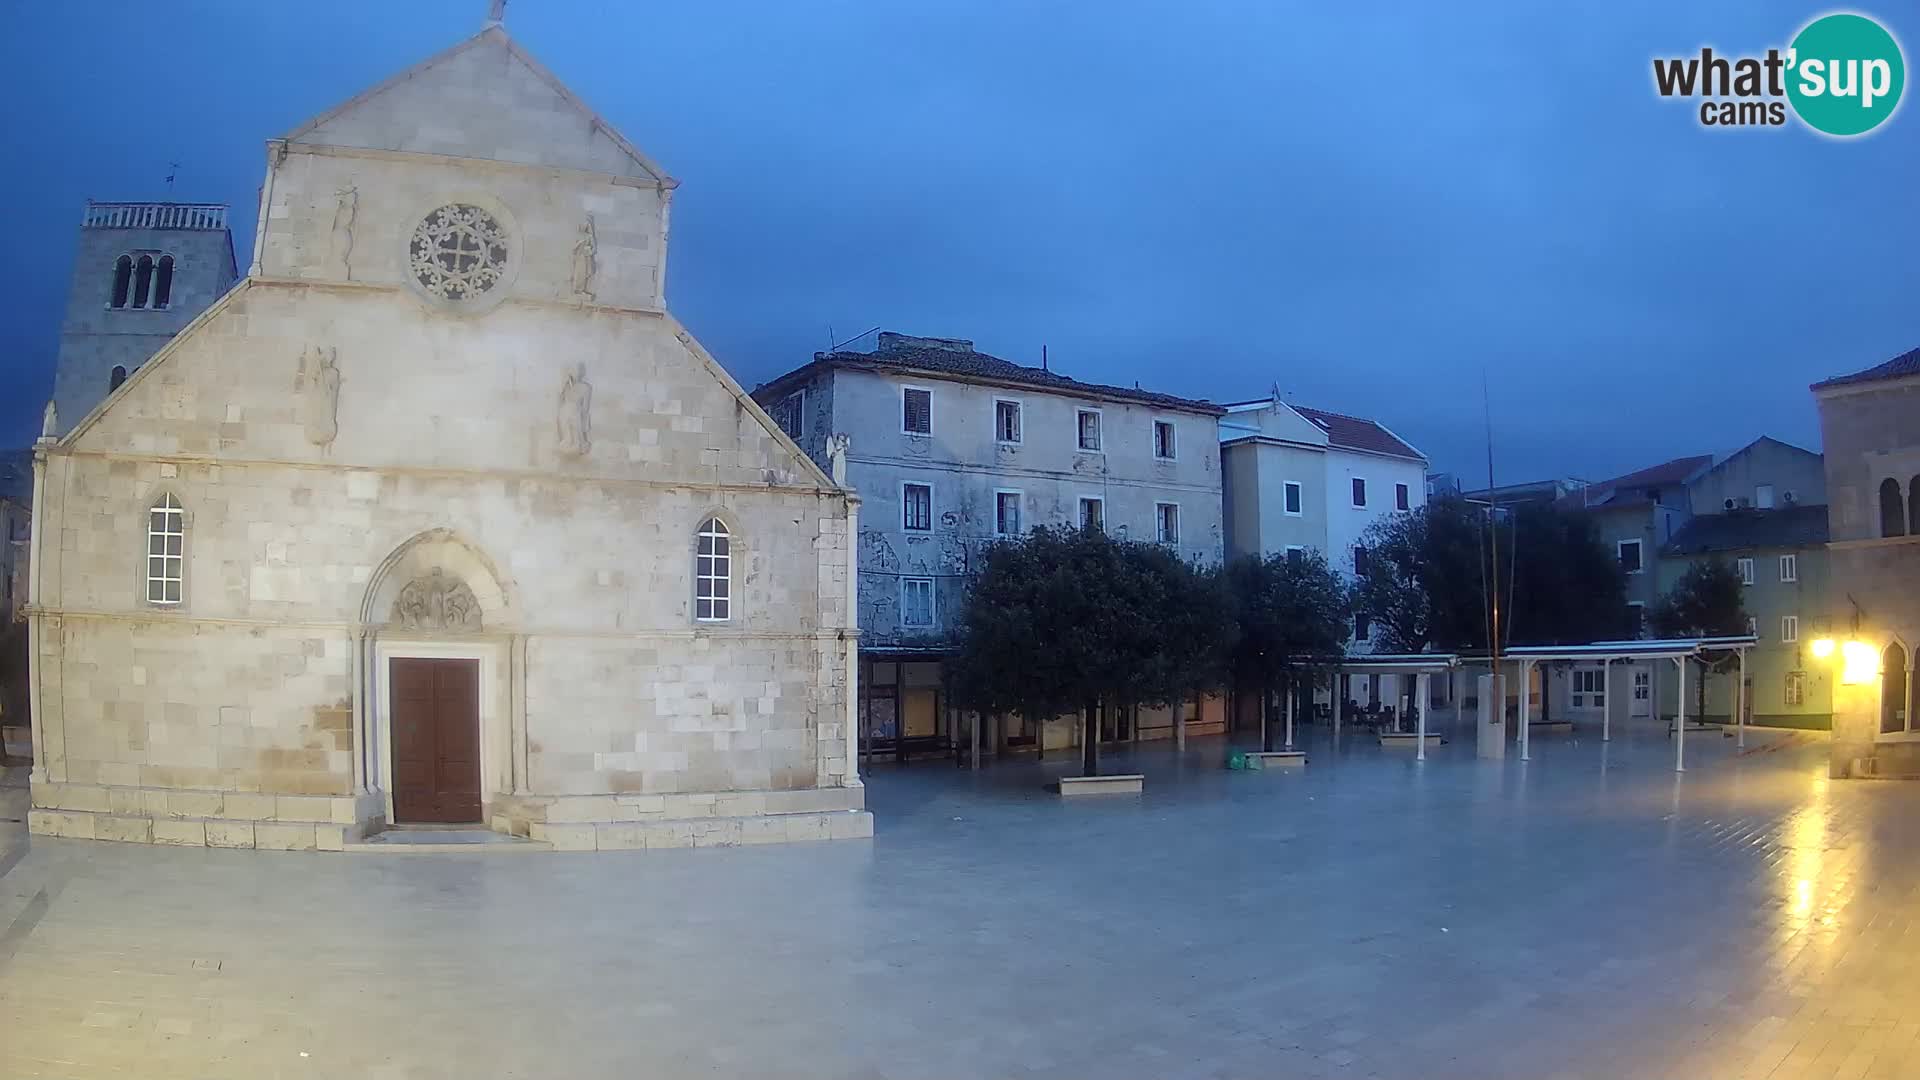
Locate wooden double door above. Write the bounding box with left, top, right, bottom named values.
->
left=390, top=657, right=482, bottom=824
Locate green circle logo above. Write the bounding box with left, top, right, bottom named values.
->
left=1787, top=13, right=1906, bottom=136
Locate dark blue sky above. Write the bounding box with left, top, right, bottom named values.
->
left=3, top=1, right=1914, bottom=481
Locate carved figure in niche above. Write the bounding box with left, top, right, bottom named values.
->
left=40, top=400, right=57, bottom=440
left=328, top=186, right=357, bottom=279
left=301, top=346, right=341, bottom=450
left=826, top=432, right=851, bottom=485
left=557, top=364, right=592, bottom=456
left=570, top=215, right=597, bottom=301
left=392, top=568, right=483, bottom=632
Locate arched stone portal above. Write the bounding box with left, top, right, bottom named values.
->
left=355, top=530, right=519, bottom=829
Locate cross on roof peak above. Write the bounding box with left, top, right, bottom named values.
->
left=485, top=0, right=507, bottom=28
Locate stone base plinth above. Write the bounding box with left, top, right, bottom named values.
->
left=1055, top=774, right=1145, bottom=795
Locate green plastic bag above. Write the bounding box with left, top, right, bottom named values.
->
left=1227, top=751, right=1249, bottom=771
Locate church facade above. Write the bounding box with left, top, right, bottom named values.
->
left=23, top=22, right=869, bottom=850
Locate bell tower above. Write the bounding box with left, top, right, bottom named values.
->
left=50, top=200, right=238, bottom=433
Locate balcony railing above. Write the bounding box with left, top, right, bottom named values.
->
left=81, top=201, right=228, bottom=231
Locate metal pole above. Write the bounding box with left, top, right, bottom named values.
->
left=970, top=707, right=981, bottom=771
left=1675, top=656, right=1688, bottom=773
left=1284, top=678, right=1296, bottom=750
left=1602, top=657, right=1612, bottom=743
left=1519, top=660, right=1531, bottom=761
left=1737, top=648, right=1747, bottom=749
left=1333, top=674, right=1343, bottom=739
left=1417, top=672, right=1429, bottom=761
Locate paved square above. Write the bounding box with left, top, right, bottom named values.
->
left=4, top=717, right=1919, bottom=1079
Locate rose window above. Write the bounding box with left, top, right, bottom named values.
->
left=408, top=204, right=510, bottom=301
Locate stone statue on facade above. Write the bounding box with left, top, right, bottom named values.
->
left=302, top=346, right=341, bottom=450
left=827, top=432, right=851, bottom=486
left=392, top=568, right=483, bottom=632
left=570, top=215, right=597, bottom=302
left=557, top=364, right=592, bottom=456
left=328, top=186, right=357, bottom=280
left=39, top=400, right=56, bottom=441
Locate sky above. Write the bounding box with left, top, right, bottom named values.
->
left=1, top=0, right=1914, bottom=483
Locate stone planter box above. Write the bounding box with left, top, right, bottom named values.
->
left=1245, top=750, right=1307, bottom=768
left=1378, top=732, right=1445, bottom=748
left=1055, top=774, right=1145, bottom=796
left=1528, top=721, right=1574, bottom=734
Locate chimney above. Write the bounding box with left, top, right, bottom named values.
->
left=877, top=332, right=972, bottom=355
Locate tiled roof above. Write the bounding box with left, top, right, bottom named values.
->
left=1812, top=346, right=1920, bottom=391
left=767, top=334, right=1224, bottom=414
left=1663, top=504, right=1829, bottom=555
left=1554, top=455, right=1712, bottom=512
left=1288, top=405, right=1425, bottom=461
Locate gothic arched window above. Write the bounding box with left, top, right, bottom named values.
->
left=1880, top=478, right=1905, bottom=538
left=153, top=254, right=174, bottom=309
left=695, top=517, right=731, bottom=622
left=146, top=493, right=184, bottom=605
left=110, top=255, right=133, bottom=308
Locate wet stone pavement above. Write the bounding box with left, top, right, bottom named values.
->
left=3, top=716, right=1920, bottom=1079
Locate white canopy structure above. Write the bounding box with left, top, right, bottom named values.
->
left=1490, top=635, right=1758, bottom=771
left=1291, top=654, right=1461, bottom=761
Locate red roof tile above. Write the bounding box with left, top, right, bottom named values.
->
left=1289, top=405, right=1424, bottom=461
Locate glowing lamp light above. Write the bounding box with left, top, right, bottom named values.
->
left=1811, top=637, right=1836, bottom=660
left=1840, top=640, right=1880, bottom=685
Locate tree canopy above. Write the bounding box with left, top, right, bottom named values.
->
left=1223, top=548, right=1351, bottom=694
left=1648, top=558, right=1749, bottom=640
left=1352, top=496, right=1630, bottom=652
left=948, top=527, right=1233, bottom=755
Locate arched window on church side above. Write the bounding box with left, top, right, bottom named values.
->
left=695, top=517, right=731, bottom=622
left=146, top=493, right=184, bottom=605
left=110, top=365, right=127, bottom=390
left=153, top=254, right=174, bottom=309
left=1883, top=643, right=1909, bottom=735
left=111, top=255, right=133, bottom=309
left=131, top=254, right=155, bottom=309
left=1880, top=478, right=1905, bottom=538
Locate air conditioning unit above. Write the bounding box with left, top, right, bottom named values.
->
left=1724, top=497, right=1737, bottom=510
left=1783, top=490, right=1798, bottom=505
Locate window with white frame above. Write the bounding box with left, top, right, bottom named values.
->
left=1737, top=557, right=1755, bottom=585
left=900, top=577, right=935, bottom=628
left=695, top=517, right=731, bottom=621
left=994, top=399, right=1022, bottom=444
left=1395, top=483, right=1410, bottom=511
left=1634, top=669, right=1650, bottom=701
left=1572, top=668, right=1606, bottom=709
left=1779, top=554, right=1797, bottom=582
left=1153, top=420, right=1176, bottom=460
left=902, top=482, right=932, bottom=532
left=1076, top=409, right=1102, bottom=452
left=902, top=387, right=932, bottom=435
left=1627, top=601, right=1646, bottom=637
left=1285, top=545, right=1306, bottom=563
left=1079, top=496, right=1104, bottom=531
left=146, top=493, right=184, bottom=604
left=1747, top=615, right=1759, bottom=638
left=1785, top=670, right=1806, bottom=707
left=995, top=490, right=1022, bottom=537
left=1156, top=502, right=1179, bottom=544
left=1781, top=614, right=1798, bottom=643
left=1353, top=546, right=1368, bottom=575
left=770, top=391, right=804, bottom=440
left=1618, top=539, right=1643, bottom=574
left=1283, top=481, right=1303, bottom=516
left=1351, top=477, right=1367, bottom=507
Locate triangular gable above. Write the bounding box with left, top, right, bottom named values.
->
left=281, top=27, right=676, bottom=185
left=61, top=280, right=252, bottom=447
left=668, top=318, right=843, bottom=494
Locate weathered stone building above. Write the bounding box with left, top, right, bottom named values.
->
left=24, top=17, right=868, bottom=849
left=1813, top=346, right=1920, bottom=778
left=754, top=332, right=1227, bottom=756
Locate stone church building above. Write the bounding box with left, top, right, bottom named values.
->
left=24, top=17, right=868, bottom=850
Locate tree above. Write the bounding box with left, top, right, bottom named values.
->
left=948, top=527, right=1231, bottom=777
left=1223, top=549, right=1350, bottom=749
left=1648, top=557, right=1749, bottom=721
left=1353, top=496, right=1630, bottom=654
